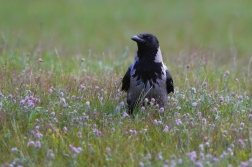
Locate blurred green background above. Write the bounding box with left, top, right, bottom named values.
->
left=1, top=0, right=252, bottom=72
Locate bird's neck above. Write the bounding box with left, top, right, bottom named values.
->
left=136, top=47, right=163, bottom=63
left=154, top=47, right=163, bottom=63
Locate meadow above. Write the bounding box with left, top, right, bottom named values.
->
left=1, top=0, right=252, bottom=166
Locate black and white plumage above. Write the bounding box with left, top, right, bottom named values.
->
left=122, top=33, right=174, bottom=114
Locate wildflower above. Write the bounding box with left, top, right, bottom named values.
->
left=163, top=125, right=169, bottom=133
left=20, top=100, right=26, bottom=105
left=106, top=147, right=111, bottom=153
left=159, top=107, right=164, bottom=113
left=199, top=144, right=204, bottom=151
left=199, top=152, right=205, bottom=159
left=122, top=112, right=129, bottom=118
left=69, top=145, right=82, bottom=154
left=238, top=95, right=243, bottom=101
left=202, top=118, right=207, bottom=124
left=195, top=161, right=204, bottom=167
left=183, top=113, right=188, bottom=118
left=28, top=101, right=35, bottom=108
left=27, top=141, right=35, bottom=147
left=205, top=142, right=210, bottom=147
left=86, top=101, right=90, bottom=106
left=212, top=107, right=218, bottom=112
left=78, top=131, right=82, bottom=138
left=175, top=119, right=182, bottom=125
left=11, top=147, right=18, bottom=153
left=153, top=119, right=158, bottom=125
left=177, top=159, right=183, bottom=164
left=49, top=152, right=55, bottom=159
left=139, top=162, right=144, bottom=167
left=187, top=151, right=197, bottom=162
left=219, top=96, right=224, bottom=103
left=231, top=92, right=236, bottom=97
left=171, top=154, right=176, bottom=159
left=238, top=139, right=245, bottom=148
left=145, top=153, right=151, bottom=160
left=35, top=141, right=41, bottom=148
left=151, top=98, right=155, bottom=102
left=60, top=92, right=64, bottom=97
left=93, top=128, right=103, bottom=136
left=144, top=98, right=149, bottom=103
left=197, top=112, right=202, bottom=117
left=227, top=147, right=233, bottom=154
left=240, top=122, right=245, bottom=127
left=115, top=106, right=120, bottom=112
left=248, top=114, right=252, bottom=121
left=35, top=132, right=43, bottom=139
left=63, top=126, right=68, bottom=131
left=224, top=71, right=230, bottom=77
left=191, top=87, right=196, bottom=94
left=141, top=106, right=145, bottom=111
left=120, top=101, right=125, bottom=107
left=47, top=150, right=55, bottom=159
left=240, top=162, right=249, bottom=167
left=80, top=84, right=86, bottom=90
left=203, top=82, right=208, bottom=87
left=49, top=87, right=54, bottom=93
left=8, top=94, right=13, bottom=99
left=157, top=152, right=163, bottom=160
left=60, top=98, right=66, bottom=104
left=35, top=126, right=40, bottom=130
left=192, top=102, right=198, bottom=107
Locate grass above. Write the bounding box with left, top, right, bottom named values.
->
left=1, top=0, right=252, bottom=166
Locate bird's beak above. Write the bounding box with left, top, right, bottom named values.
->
left=131, top=35, right=145, bottom=43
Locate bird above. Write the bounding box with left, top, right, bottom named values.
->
left=121, top=33, right=174, bottom=115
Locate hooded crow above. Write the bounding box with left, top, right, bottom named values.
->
left=122, top=33, right=174, bottom=115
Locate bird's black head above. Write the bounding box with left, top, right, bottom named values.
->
left=131, top=33, right=159, bottom=60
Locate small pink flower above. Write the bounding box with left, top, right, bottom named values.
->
left=80, top=84, right=86, bottom=90
left=20, top=100, right=26, bottom=105
left=35, top=141, right=41, bottom=148
left=157, top=152, right=163, bottom=160
left=248, top=114, right=252, bottom=121
left=159, top=107, right=164, bottom=113
left=224, top=71, right=230, bottom=77
left=202, top=118, right=207, bottom=124
left=63, top=127, right=68, bottom=131
left=175, top=119, right=182, bottom=125
left=49, top=87, right=54, bottom=93
left=192, top=102, right=198, bottom=107
left=49, top=152, right=55, bottom=159
left=122, top=112, right=129, bottom=118
left=78, top=131, right=82, bottom=138
left=163, top=125, right=169, bottom=133
left=219, top=96, right=224, bottom=103
left=187, top=151, right=197, bottom=162
left=28, top=101, right=35, bottom=108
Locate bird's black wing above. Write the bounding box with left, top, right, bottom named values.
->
left=166, top=70, right=174, bottom=94
left=121, top=67, right=131, bottom=91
